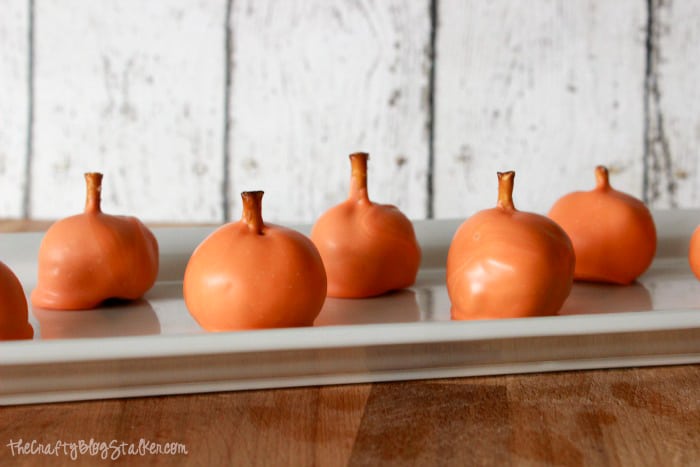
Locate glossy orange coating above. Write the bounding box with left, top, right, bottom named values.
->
left=184, top=191, right=327, bottom=331
left=548, top=166, right=657, bottom=285
left=447, top=171, right=575, bottom=320
left=310, top=153, right=421, bottom=298
left=0, top=260, right=33, bottom=340
left=689, top=226, right=700, bottom=281
left=31, top=173, right=159, bottom=310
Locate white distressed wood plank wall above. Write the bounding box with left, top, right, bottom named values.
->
left=31, top=0, right=226, bottom=222
left=0, top=0, right=29, bottom=217
left=228, top=0, right=432, bottom=224
left=2, top=0, right=700, bottom=223
left=433, top=0, right=647, bottom=217
left=646, top=0, right=700, bottom=208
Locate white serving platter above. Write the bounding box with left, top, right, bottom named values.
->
left=1, top=210, right=700, bottom=405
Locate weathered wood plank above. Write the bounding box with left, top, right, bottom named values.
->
left=31, top=0, right=227, bottom=222
left=434, top=0, right=648, bottom=218
left=228, top=0, right=432, bottom=224
left=0, top=0, right=29, bottom=218
left=646, top=0, right=700, bottom=208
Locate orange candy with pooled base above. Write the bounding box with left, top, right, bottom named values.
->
left=548, top=166, right=656, bottom=285
left=31, top=173, right=159, bottom=310
left=311, top=153, right=421, bottom=298
left=447, top=171, right=575, bottom=320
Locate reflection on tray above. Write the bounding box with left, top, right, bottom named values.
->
left=21, top=259, right=700, bottom=339
left=315, top=290, right=422, bottom=326
left=32, top=299, right=161, bottom=339
left=559, top=282, right=653, bottom=315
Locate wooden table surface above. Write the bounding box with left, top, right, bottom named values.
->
left=1, top=221, right=699, bottom=466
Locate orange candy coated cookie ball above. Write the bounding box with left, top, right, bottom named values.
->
left=447, top=171, right=575, bottom=320
left=31, top=173, right=159, bottom=310
left=689, top=226, right=700, bottom=281
left=184, top=191, right=327, bottom=331
left=548, top=166, right=656, bottom=285
left=311, top=153, right=421, bottom=298
left=0, top=261, right=33, bottom=340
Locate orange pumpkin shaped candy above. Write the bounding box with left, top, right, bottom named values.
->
left=0, top=261, right=33, bottom=340
left=548, top=166, right=656, bottom=285
left=31, top=173, right=159, bottom=310
left=689, top=226, right=700, bottom=281
left=447, top=171, right=575, bottom=320
left=310, top=152, right=421, bottom=298
left=184, top=191, right=327, bottom=331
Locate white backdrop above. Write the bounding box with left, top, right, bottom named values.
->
left=1, top=0, right=698, bottom=223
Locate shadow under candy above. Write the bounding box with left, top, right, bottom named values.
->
left=32, top=298, right=161, bottom=339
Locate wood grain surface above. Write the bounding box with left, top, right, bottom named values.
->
left=30, top=0, right=227, bottom=222
left=1, top=367, right=699, bottom=466
left=433, top=0, right=647, bottom=218
left=0, top=0, right=29, bottom=218
left=228, top=0, right=432, bottom=224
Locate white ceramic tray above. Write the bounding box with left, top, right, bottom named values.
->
left=1, top=210, right=700, bottom=405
